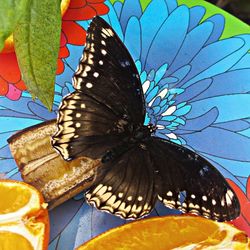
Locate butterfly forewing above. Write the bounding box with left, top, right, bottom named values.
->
left=52, top=16, right=145, bottom=160
left=147, top=138, right=240, bottom=221
left=73, top=16, right=145, bottom=125
left=52, top=91, right=129, bottom=160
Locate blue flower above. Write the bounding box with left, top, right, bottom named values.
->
left=0, top=0, right=250, bottom=248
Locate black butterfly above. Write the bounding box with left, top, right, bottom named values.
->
left=52, top=16, right=240, bottom=221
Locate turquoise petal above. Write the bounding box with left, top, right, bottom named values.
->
left=174, top=105, right=191, bottom=116
left=146, top=86, right=159, bottom=103
left=154, top=63, right=168, bottom=83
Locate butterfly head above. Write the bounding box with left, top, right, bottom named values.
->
left=147, top=124, right=157, bottom=134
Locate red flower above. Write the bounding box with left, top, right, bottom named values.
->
left=227, top=177, right=250, bottom=236
left=57, top=0, right=109, bottom=74
left=0, top=53, right=26, bottom=100
left=0, top=0, right=109, bottom=99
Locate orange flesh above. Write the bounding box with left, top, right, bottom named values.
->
left=0, top=232, right=33, bottom=250
left=0, top=180, right=49, bottom=250
left=0, top=185, right=31, bottom=214
left=78, top=216, right=249, bottom=250
left=79, top=217, right=219, bottom=250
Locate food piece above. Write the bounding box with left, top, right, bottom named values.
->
left=8, top=120, right=99, bottom=209
left=0, top=180, right=49, bottom=250
left=77, top=215, right=249, bottom=250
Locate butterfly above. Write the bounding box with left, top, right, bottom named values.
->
left=52, top=16, right=240, bottom=221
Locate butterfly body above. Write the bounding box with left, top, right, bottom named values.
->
left=52, top=16, right=240, bottom=222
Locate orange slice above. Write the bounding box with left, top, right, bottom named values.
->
left=2, top=0, right=71, bottom=53
left=0, top=180, right=49, bottom=250
left=77, top=215, right=249, bottom=250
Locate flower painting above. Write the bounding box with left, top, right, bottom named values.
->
left=0, top=0, right=249, bottom=249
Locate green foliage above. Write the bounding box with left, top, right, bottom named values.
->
left=0, top=0, right=28, bottom=51
left=14, top=0, right=62, bottom=110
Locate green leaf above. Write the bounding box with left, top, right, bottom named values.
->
left=14, top=0, right=62, bottom=110
left=0, top=0, right=28, bottom=51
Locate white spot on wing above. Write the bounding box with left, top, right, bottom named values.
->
left=93, top=72, right=99, bottom=78
left=202, top=195, right=207, bottom=201
left=138, top=196, right=143, bottom=201
left=127, top=196, right=132, bottom=201
left=101, top=49, right=107, bottom=55
left=86, top=83, right=93, bottom=88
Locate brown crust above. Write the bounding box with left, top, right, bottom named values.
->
left=7, top=119, right=56, bottom=144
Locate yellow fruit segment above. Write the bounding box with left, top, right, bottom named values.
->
left=0, top=184, right=31, bottom=214
left=0, top=232, right=33, bottom=250
left=78, top=216, right=249, bottom=250
left=0, top=180, right=49, bottom=250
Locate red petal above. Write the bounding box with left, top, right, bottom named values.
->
left=14, top=80, right=27, bottom=91
left=0, top=78, right=8, bottom=95
left=230, top=215, right=250, bottom=237
left=69, top=0, right=87, bottom=8
left=90, top=3, right=109, bottom=15
left=242, top=202, right=250, bottom=220
left=62, top=21, right=86, bottom=45
left=63, top=5, right=96, bottom=21
left=59, top=45, right=70, bottom=58
left=247, top=177, right=250, bottom=199
left=60, top=32, right=67, bottom=47
left=227, top=179, right=248, bottom=205
left=0, top=53, right=21, bottom=83
left=57, top=59, right=65, bottom=75
left=87, top=0, right=105, bottom=3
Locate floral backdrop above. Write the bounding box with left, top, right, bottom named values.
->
left=0, top=0, right=249, bottom=249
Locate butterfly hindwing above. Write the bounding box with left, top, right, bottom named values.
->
left=147, top=138, right=240, bottom=221
left=85, top=146, right=157, bottom=219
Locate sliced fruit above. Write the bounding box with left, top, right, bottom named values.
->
left=1, top=0, right=71, bottom=53
left=0, top=180, right=49, bottom=250
left=77, top=215, right=249, bottom=250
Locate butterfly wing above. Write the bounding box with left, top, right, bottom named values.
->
left=147, top=138, right=240, bottom=221
left=52, top=16, right=145, bottom=160
left=85, top=145, right=158, bottom=219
